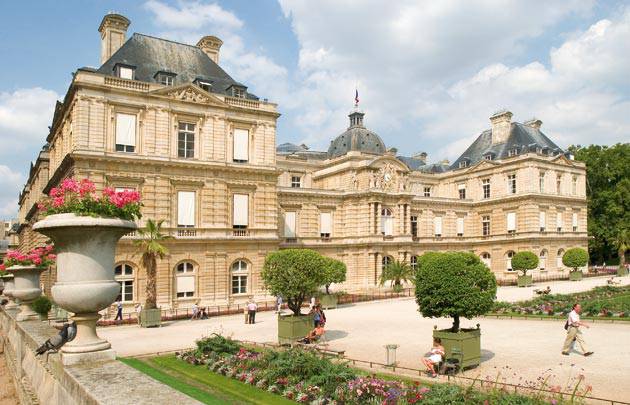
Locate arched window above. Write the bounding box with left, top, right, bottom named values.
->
left=480, top=253, right=491, bottom=269
left=556, top=249, right=565, bottom=269
left=114, top=263, right=134, bottom=302
left=176, top=262, right=195, bottom=298
left=540, top=250, right=547, bottom=270
left=506, top=251, right=515, bottom=271
left=410, top=255, right=418, bottom=271
left=382, top=255, right=393, bottom=272
left=231, top=260, right=248, bottom=295
left=381, top=208, right=393, bottom=236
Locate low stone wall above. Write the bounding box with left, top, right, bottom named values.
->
left=0, top=306, right=201, bottom=405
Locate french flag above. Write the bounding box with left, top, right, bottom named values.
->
left=355, top=89, right=359, bottom=105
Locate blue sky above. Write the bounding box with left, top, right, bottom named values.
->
left=1, top=0, right=629, bottom=218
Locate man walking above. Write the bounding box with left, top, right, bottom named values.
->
left=247, top=300, right=258, bottom=324
left=562, top=303, right=594, bottom=356
left=114, top=300, right=123, bottom=322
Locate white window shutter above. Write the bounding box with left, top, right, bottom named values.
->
left=539, top=212, right=546, bottom=228
left=177, top=191, right=195, bottom=226
left=556, top=212, right=563, bottom=228
left=115, top=113, right=136, bottom=146
left=456, top=217, right=464, bottom=235
left=434, top=216, right=442, bottom=235
left=284, top=212, right=296, bottom=237
left=233, top=129, right=249, bottom=161
left=507, top=212, right=516, bottom=231
left=320, top=212, right=332, bottom=235
left=572, top=213, right=578, bottom=227
left=233, top=194, right=249, bottom=226
left=384, top=216, right=393, bottom=236
left=177, top=276, right=194, bottom=293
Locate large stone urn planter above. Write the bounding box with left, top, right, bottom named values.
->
left=433, top=324, right=481, bottom=369
left=278, top=314, right=313, bottom=345
left=1, top=274, right=18, bottom=309
left=7, top=265, right=45, bottom=321
left=517, top=274, right=533, bottom=287
left=569, top=270, right=583, bottom=281
left=33, top=213, right=136, bottom=365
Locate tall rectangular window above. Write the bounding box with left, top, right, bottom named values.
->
left=572, top=212, right=578, bottom=232
left=507, top=174, right=517, bottom=194
left=458, top=184, right=466, bottom=199
left=507, top=212, right=516, bottom=233
left=233, top=129, right=249, bottom=162
left=456, top=217, right=464, bottom=237
left=116, top=280, right=134, bottom=302
left=482, top=179, right=490, bottom=199
left=423, top=187, right=431, bottom=197
left=233, top=194, right=249, bottom=228
left=410, top=215, right=418, bottom=237
left=320, top=212, right=332, bottom=238
left=115, top=113, right=136, bottom=152
left=539, top=172, right=545, bottom=193
left=232, top=275, right=247, bottom=294
left=176, top=275, right=194, bottom=298
left=284, top=211, right=296, bottom=237
left=539, top=211, right=546, bottom=232
left=433, top=216, right=442, bottom=237
left=482, top=215, right=490, bottom=236
left=177, top=191, right=195, bottom=228
left=178, top=123, right=195, bottom=158
left=291, top=176, right=301, bottom=188
left=556, top=211, right=563, bottom=232
left=572, top=176, right=577, bottom=195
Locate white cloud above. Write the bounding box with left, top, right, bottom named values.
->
left=0, top=165, right=24, bottom=219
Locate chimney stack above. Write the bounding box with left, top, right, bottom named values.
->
left=524, top=118, right=543, bottom=130
left=197, top=36, right=223, bottom=64
left=98, top=13, right=130, bottom=65
left=412, top=151, right=427, bottom=164
left=489, top=110, right=513, bottom=145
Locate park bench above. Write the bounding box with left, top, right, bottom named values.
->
left=438, top=347, right=463, bottom=375
left=294, top=332, right=346, bottom=358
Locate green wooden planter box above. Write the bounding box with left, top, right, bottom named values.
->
left=140, top=308, right=162, bottom=328
left=278, top=314, right=312, bottom=345
left=433, top=326, right=481, bottom=369
left=618, top=267, right=629, bottom=277
left=517, top=275, right=533, bottom=287
left=319, top=294, right=338, bottom=310
left=569, top=271, right=583, bottom=281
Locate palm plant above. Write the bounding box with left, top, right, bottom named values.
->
left=613, top=229, right=629, bottom=268
left=134, top=219, right=172, bottom=309
left=379, top=260, right=413, bottom=287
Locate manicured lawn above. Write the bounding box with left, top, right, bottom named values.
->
left=120, top=355, right=295, bottom=405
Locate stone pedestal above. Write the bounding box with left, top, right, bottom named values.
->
left=1, top=276, right=18, bottom=309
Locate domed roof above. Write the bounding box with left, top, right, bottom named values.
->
left=327, top=110, right=386, bottom=158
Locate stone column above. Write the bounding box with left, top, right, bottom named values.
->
left=369, top=203, right=374, bottom=234
left=376, top=203, right=382, bottom=235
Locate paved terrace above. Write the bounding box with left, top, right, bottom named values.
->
left=101, top=276, right=630, bottom=403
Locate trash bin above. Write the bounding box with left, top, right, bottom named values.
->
left=385, top=344, right=399, bottom=366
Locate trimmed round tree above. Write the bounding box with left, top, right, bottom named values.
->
left=262, top=249, right=327, bottom=315
left=415, top=251, right=497, bottom=332
left=511, top=251, right=539, bottom=276
left=322, top=256, right=346, bottom=294
left=563, top=247, right=589, bottom=272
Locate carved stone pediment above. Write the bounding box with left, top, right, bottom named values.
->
left=368, top=162, right=409, bottom=191
left=150, top=84, right=227, bottom=107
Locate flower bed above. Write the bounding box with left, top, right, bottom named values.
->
left=175, top=334, right=586, bottom=404
left=491, top=286, right=630, bottom=317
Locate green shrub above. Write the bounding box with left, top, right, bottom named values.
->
left=563, top=248, right=589, bottom=271
left=195, top=334, right=241, bottom=356
left=262, top=249, right=328, bottom=315
left=511, top=251, right=539, bottom=276
left=415, top=251, right=497, bottom=332
left=321, top=256, right=346, bottom=294
left=31, top=296, right=52, bottom=316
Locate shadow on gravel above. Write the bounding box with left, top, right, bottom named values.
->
left=481, top=349, right=496, bottom=362
left=325, top=330, right=349, bottom=341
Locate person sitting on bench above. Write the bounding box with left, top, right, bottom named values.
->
left=421, top=337, right=445, bottom=378
left=299, top=323, right=325, bottom=344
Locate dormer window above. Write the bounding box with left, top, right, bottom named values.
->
left=230, top=85, right=246, bottom=98
left=194, top=79, right=212, bottom=92
left=536, top=146, right=543, bottom=154
left=459, top=160, right=468, bottom=168
left=155, top=71, right=176, bottom=86
left=115, top=64, right=135, bottom=80
left=483, top=154, right=493, bottom=161
left=508, top=148, right=519, bottom=157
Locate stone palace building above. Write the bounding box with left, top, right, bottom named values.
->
left=16, top=14, right=587, bottom=310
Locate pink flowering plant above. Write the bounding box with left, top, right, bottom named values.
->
left=37, top=178, right=141, bottom=221
left=0, top=245, right=56, bottom=270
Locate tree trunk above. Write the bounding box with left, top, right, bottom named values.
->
left=620, top=247, right=627, bottom=268
left=451, top=314, right=460, bottom=333
left=325, top=284, right=330, bottom=295
left=145, top=254, right=157, bottom=310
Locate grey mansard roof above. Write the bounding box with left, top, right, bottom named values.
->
left=450, top=122, right=563, bottom=170
left=96, top=33, right=257, bottom=99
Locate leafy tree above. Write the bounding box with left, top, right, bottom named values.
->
left=321, top=256, right=346, bottom=294
left=380, top=260, right=413, bottom=287
left=415, top=252, right=497, bottom=333
left=562, top=248, right=589, bottom=272
left=511, top=251, right=539, bottom=276
left=569, top=143, right=630, bottom=264
left=262, top=249, right=327, bottom=315
left=134, top=219, right=172, bottom=309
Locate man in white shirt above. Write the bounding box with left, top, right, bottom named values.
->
left=247, top=301, right=258, bottom=324
left=562, top=303, right=593, bottom=356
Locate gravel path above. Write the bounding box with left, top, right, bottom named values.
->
left=101, top=276, right=630, bottom=403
